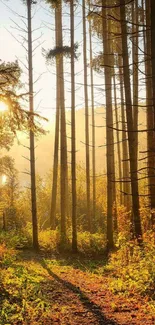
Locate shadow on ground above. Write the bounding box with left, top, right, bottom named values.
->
left=18, top=249, right=109, bottom=273
left=40, top=258, right=118, bottom=325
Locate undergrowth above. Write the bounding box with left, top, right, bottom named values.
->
left=100, top=231, right=155, bottom=314
left=0, top=246, right=50, bottom=325
left=0, top=230, right=155, bottom=323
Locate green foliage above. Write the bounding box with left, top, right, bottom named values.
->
left=105, top=231, right=155, bottom=297
left=0, top=60, right=47, bottom=143
left=45, top=0, right=61, bottom=9
left=0, top=228, right=107, bottom=255
left=0, top=230, right=32, bottom=250
left=77, top=232, right=106, bottom=254
left=0, top=247, right=50, bottom=324
left=32, top=229, right=106, bottom=254
left=39, top=229, right=61, bottom=252
left=43, top=43, right=79, bottom=62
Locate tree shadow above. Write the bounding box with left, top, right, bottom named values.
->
left=18, top=249, right=109, bottom=273
left=0, top=281, right=22, bottom=308
left=40, top=258, right=118, bottom=325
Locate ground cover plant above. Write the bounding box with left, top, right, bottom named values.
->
left=0, top=230, right=155, bottom=325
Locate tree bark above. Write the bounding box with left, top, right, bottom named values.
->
left=102, top=0, right=114, bottom=249
left=132, top=0, right=139, bottom=171
left=50, top=9, right=60, bottom=230
left=119, top=62, right=131, bottom=211
left=57, top=3, right=67, bottom=242
left=27, top=0, right=39, bottom=250
left=150, top=0, right=155, bottom=228
left=113, top=73, right=123, bottom=205
left=89, top=14, right=96, bottom=228
left=120, top=0, right=142, bottom=241
left=70, top=0, right=77, bottom=252
left=82, top=0, right=91, bottom=232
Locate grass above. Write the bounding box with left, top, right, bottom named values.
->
left=0, top=230, right=155, bottom=324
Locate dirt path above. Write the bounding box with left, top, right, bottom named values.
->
left=15, top=252, right=154, bottom=325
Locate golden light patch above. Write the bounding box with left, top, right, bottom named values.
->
left=0, top=101, right=8, bottom=113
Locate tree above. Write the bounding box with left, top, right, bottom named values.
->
left=70, top=0, right=77, bottom=252
left=0, top=60, right=42, bottom=147
left=118, top=54, right=131, bottom=212
left=50, top=7, right=60, bottom=230
left=113, top=72, right=123, bottom=205
left=27, top=0, right=39, bottom=250
left=144, top=0, right=155, bottom=228
left=102, top=0, right=115, bottom=249
left=120, top=0, right=142, bottom=241
left=45, top=0, right=69, bottom=244
left=0, top=156, right=18, bottom=230
left=89, top=7, right=96, bottom=225
left=0, top=156, right=18, bottom=208
left=82, top=0, right=91, bottom=232
left=56, top=0, right=68, bottom=243
left=132, top=0, right=139, bottom=171
left=150, top=0, right=155, bottom=228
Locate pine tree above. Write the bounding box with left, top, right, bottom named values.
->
left=27, top=0, right=39, bottom=250
left=70, top=0, right=77, bottom=252
left=82, top=0, right=91, bottom=232
left=120, top=0, right=142, bottom=241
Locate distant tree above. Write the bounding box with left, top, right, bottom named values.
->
left=0, top=156, right=18, bottom=230
left=0, top=156, right=18, bottom=207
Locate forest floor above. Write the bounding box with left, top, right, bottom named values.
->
left=0, top=249, right=155, bottom=325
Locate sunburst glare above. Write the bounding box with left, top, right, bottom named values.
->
left=0, top=101, right=8, bottom=113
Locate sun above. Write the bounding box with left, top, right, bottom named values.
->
left=0, top=101, right=8, bottom=113
left=2, top=175, right=7, bottom=185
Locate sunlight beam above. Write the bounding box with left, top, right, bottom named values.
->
left=0, top=101, right=8, bottom=113
left=2, top=175, right=7, bottom=185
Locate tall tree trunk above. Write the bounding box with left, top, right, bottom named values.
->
left=102, top=0, right=114, bottom=249
left=57, top=3, right=67, bottom=242
left=50, top=9, right=60, bottom=230
left=132, top=0, right=139, bottom=171
left=82, top=0, right=91, bottom=232
left=150, top=0, right=155, bottom=228
left=27, top=0, right=39, bottom=250
left=120, top=0, right=142, bottom=241
left=89, top=14, right=96, bottom=227
left=145, top=0, right=154, bottom=228
left=110, top=55, right=117, bottom=234
left=113, top=73, right=123, bottom=205
left=119, top=62, right=131, bottom=211
left=70, top=0, right=77, bottom=252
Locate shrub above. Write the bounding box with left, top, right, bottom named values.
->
left=106, top=231, right=155, bottom=297
left=0, top=229, right=32, bottom=249
left=39, top=229, right=60, bottom=252
left=77, top=232, right=106, bottom=254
